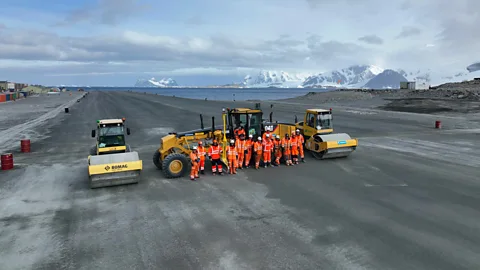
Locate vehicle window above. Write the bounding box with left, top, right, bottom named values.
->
left=239, top=114, right=247, bottom=127
left=307, top=113, right=315, bottom=127
left=99, top=126, right=124, bottom=136
left=317, top=114, right=332, bottom=129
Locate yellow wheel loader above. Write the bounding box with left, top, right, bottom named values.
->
left=153, top=105, right=266, bottom=178
left=88, top=118, right=143, bottom=188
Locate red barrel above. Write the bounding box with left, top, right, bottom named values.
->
left=1, top=153, right=14, bottom=170
left=21, top=139, right=31, bottom=153
left=435, top=120, right=441, bottom=129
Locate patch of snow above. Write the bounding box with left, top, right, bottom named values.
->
left=243, top=70, right=309, bottom=88
left=302, top=65, right=384, bottom=88
left=135, top=77, right=178, bottom=87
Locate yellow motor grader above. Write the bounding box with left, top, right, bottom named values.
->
left=152, top=105, right=266, bottom=178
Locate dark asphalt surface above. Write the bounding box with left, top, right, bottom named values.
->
left=1, top=91, right=480, bottom=270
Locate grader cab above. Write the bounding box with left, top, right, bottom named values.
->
left=152, top=106, right=266, bottom=178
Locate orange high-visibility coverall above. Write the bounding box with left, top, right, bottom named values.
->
left=244, top=138, right=253, bottom=168
left=234, top=128, right=245, bottom=140
left=291, top=136, right=299, bottom=164
left=189, top=151, right=199, bottom=180
left=235, top=139, right=246, bottom=169
left=273, top=139, right=282, bottom=165
left=262, top=138, right=273, bottom=165
left=227, top=146, right=238, bottom=174
left=297, top=133, right=305, bottom=159
left=262, top=131, right=271, bottom=141
left=197, top=145, right=206, bottom=173
left=254, top=141, right=263, bottom=169
left=281, top=138, right=292, bottom=165
left=208, top=144, right=223, bottom=174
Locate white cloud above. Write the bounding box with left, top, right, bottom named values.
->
left=0, top=0, right=478, bottom=85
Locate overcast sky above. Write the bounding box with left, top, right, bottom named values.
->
left=0, top=0, right=478, bottom=86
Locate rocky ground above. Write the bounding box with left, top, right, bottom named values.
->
left=285, top=79, right=480, bottom=114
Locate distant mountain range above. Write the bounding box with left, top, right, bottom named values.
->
left=134, top=78, right=178, bottom=87
left=134, top=62, right=480, bottom=89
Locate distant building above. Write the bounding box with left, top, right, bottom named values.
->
left=15, top=83, right=28, bottom=91
left=400, top=81, right=416, bottom=89
left=0, top=81, right=29, bottom=92
left=0, top=81, right=7, bottom=92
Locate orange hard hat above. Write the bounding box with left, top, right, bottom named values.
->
left=198, top=141, right=203, bottom=145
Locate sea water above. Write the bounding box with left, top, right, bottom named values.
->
left=63, top=87, right=331, bottom=101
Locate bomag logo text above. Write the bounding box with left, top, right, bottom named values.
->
left=112, top=164, right=128, bottom=169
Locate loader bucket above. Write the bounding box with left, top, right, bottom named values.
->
left=311, top=133, right=357, bottom=159
left=88, top=152, right=142, bottom=188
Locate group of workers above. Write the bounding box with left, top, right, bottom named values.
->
left=188, top=128, right=305, bottom=180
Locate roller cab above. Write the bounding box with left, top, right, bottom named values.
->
left=88, top=118, right=142, bottom=188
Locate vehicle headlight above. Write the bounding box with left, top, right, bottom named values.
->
left=316, top=125, right=322, bottom=130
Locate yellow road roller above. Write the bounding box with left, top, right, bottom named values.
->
left=87, top=118, right=142, bottom=188
left=294, top=108, right=358, bottom=159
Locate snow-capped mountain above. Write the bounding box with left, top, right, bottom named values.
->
left=243, top=70, right=309, bottom=88
left=135, top=78, right=178, bottom=87
left=302, top=65, right=384, bottom=88
left=399, top=64, right=480, bottom=88
left=363, top=69, right=408, bottom=89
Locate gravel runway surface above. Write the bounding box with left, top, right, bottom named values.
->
left=1, top=91, right=479, bottom=270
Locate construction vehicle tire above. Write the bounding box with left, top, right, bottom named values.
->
left=153, top=149, right=162, bottom=170
left=89, top=146, right=97, bottom=155
left=162, top=153, right=189, bottom=178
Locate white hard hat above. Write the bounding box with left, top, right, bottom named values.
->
left=249, top=134, right=253, bottom=138
left=266, top=133, right=270, bottom=137
left=230, top=139, right=235, bottom=143
left=276, top=135, right=280, bottom=139
left=296, top=129, right=300, bottom=132
left=192, top=146, right=197, bottom=150
left=258, top=137, right=262, bottom=140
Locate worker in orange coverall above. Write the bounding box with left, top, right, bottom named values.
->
left=290, top=131, right=299, bottom=164
left=281, top=133, right=293, bottom=166
left=295, top=129, right=305, bottom=162
left=262, top=133, right=273, bottom=168
left=197, top=141, right=207, bottom=174
left=227, top=139, right=238, bottom=174
left=235, top=134, right=246, bottom=169
left=262, top=129, right=271, bottom=141
left=189, top=146, right=200, bottom=180
left=254, top=137, right=263, bottom=169
left=244, top=134, right=254, bottom=168
left=208, top=139, right=223, bottom=175
left=273, top=134, right=282, bottom=166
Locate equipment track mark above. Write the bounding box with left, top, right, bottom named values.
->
left=364, top=183, right=408, bottom=187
